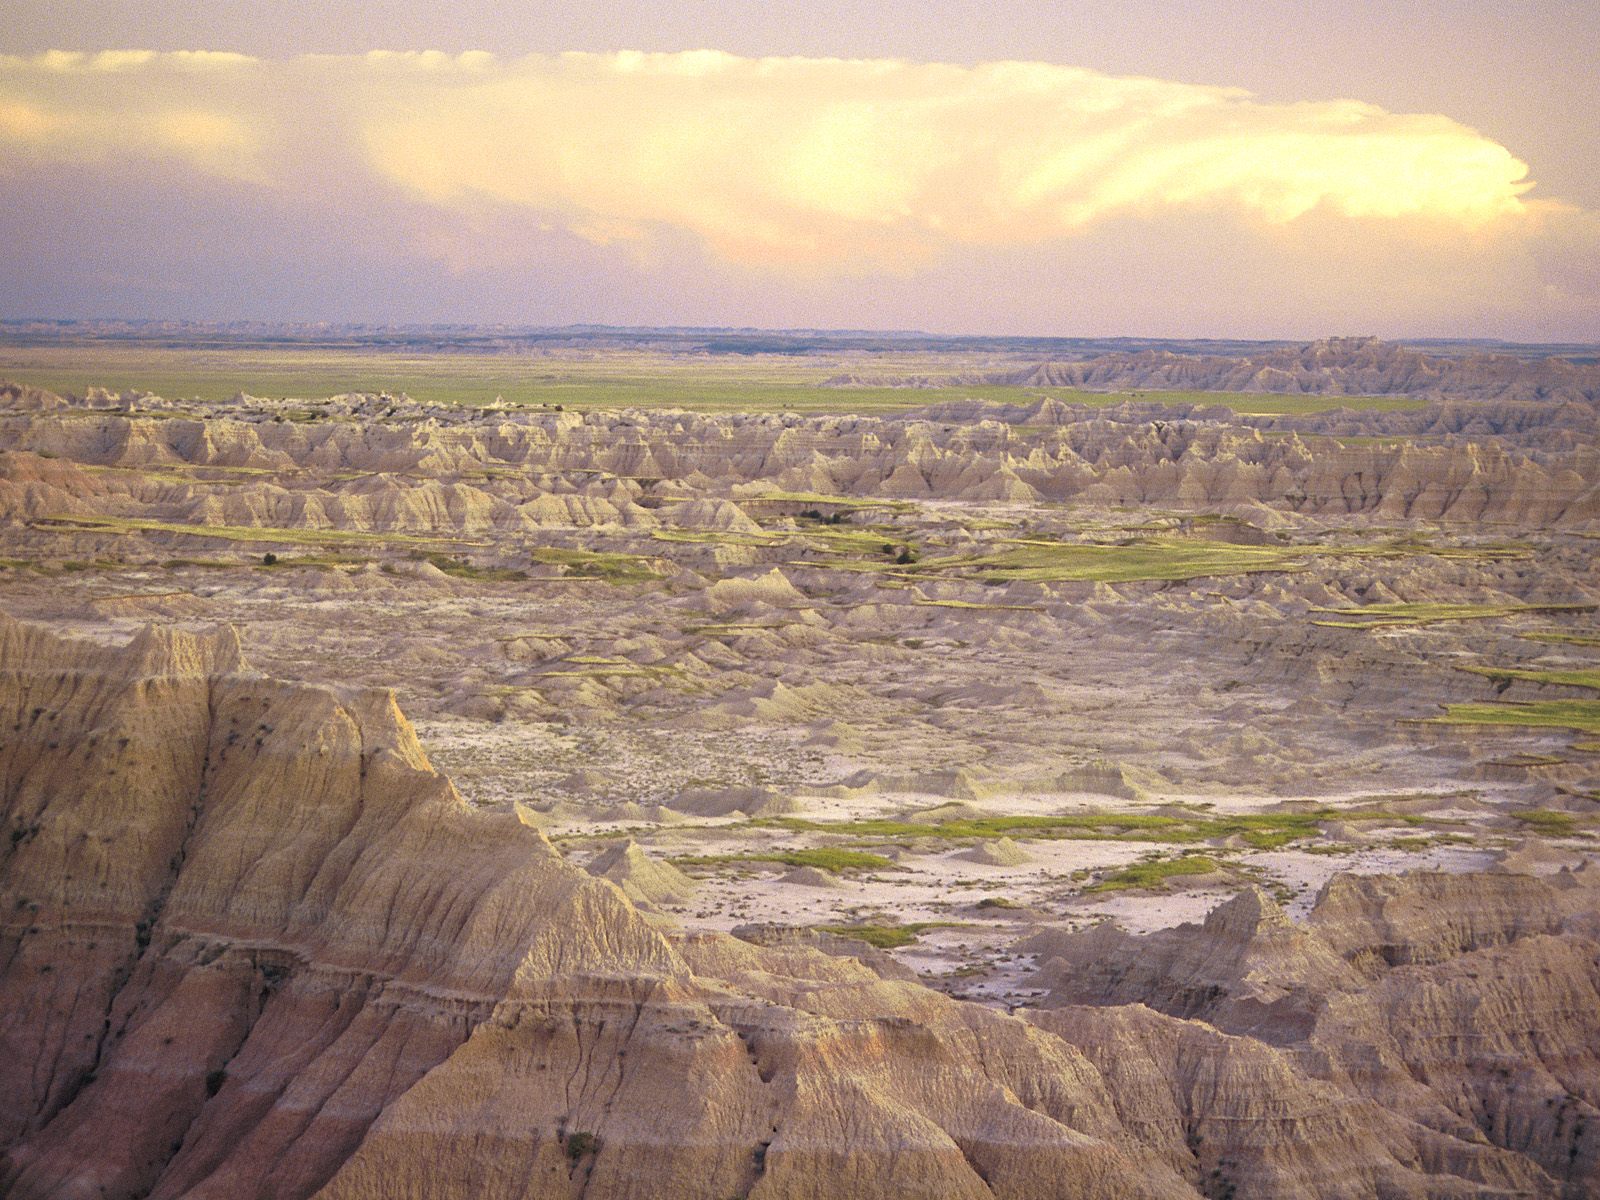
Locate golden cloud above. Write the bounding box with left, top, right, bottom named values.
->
left=0, top=50, right=1542, bottom=270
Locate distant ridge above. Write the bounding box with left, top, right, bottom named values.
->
left=2, top=319, right=1594, bottom=363
left=827, top=336, right=1600, bottom=401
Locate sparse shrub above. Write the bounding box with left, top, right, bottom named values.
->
left=566, top=1131, right=600, bottom=1160
left=895, top=548, right=917, bottom=565
left=261, top=552, right=277, bottom=566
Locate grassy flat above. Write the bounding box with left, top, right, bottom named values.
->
left=760, top=808, right=1411, bottom=851
left=4, top=345, right=1431, bottom=416
left=1086, top=854, right=1222, bottom=892
left=673, top=848, right=896, bottom=873
left=1511, top=809, right=1583, bottom=836
left=1520, top=631, right=1600, bottom=648
left=816, top=922, right=965, bottom=949
left=527, top=547, right=662, bottom=583
left=926, top=538, right=1307, bottom=585
left=1313, top=602, right=1595, bottom=629
left=1461, top=665, right=1600, bottom=692
left=33, top=514, right=473, bottom=549
left=1433, top=700, right=1600, bottom=735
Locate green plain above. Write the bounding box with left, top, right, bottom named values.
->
left=2, top=346, right=1430, bottom=417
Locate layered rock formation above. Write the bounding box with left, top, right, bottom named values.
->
left=832, top=338, right=1600, bottom=404
left=3, top=380, right=1596, bottom=531
left=1025, top=876, right=1600, bottom=1195
left=3, top=615, right=1599, bottom=1198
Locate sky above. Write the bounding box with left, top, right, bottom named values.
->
left=2, top=1, right=1596, bottom=340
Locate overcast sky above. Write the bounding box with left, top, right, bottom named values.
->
left=3, top=1, right=1596, bottom=339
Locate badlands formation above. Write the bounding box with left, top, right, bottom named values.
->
left=1, top=338, right=1599, bottom=1197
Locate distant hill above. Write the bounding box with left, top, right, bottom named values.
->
left=827, top=337, right=1600, bottom=401
left=2, top=319, right=1594, bottom=365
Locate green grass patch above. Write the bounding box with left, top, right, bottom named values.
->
left=33, top=514, right=472, bottom=549
left=1384, top=834, right=1476, bottom=852
left=413, top=552, right=528, bottom=582
left=1086, top=855, right=1222, bottom=892
left=961, top=538, right=1308, bottom=585
left=650, top=529, right=784, bottom=548
left=1510, top=809, right=1581, bottom=836
left=1520, top=631, right=1600, bottom=648
left=913, top=598, right=1045, bottom=612
left=527, top=546, right=662, bottom=583
left=805, top=537, right=1312, bottom=585
left=740, top=491, right=913, bottom=512
left=673, top=847, right=896, bottom=873
left=4, top=343, right=1434, bottom=416
left=1312, top=602, right=1594, bottom=629
left=758, top=808, right=1369, bottom=850
left=1433, top=700, right=1600, bottom=735
left=1461, top=665, right=1600, bottom=692
left=0, top=557, right=122, bottom=575
left=260, top=553, right=372, bottom=570
left=816, top=921, right=965, bottom=949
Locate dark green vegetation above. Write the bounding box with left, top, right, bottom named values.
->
left=564, top=1131, right=600, bottom=1161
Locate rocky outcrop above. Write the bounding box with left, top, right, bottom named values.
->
left=1025, top=872, right=1600, bottom=1196
left=0, top=615, right=1175, bottom=1199
left=3, top=382, right=1596, bottom=531
left=3, top=615, right=1599, bottom=1197
left=905, top=338, right=1600, bottom=403
left=586, top=840, right=698, bottom=906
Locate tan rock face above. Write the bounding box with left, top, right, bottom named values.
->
left=1026, top=873, right=1600, bottom=1196
left=3, top=614, right=1599, bottom=1199
left=3, top=374, right=1597, bottom=530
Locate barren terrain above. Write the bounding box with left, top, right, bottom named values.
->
left=2, top=333, right=1598, bottom=1196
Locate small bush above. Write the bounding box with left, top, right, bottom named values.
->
left=262, top=552, right=277, bottom=566
left=566, top=1131, right=600, bottom=1160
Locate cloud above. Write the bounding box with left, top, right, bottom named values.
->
left=1, top=49, right=1594, bottom=337
left=1, top=49, right=1540, bottom=270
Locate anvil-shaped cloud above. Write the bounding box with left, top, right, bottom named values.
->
left=0, top=49, right=1539, bottom=269
left=3, top=49, right=1595, bottom=335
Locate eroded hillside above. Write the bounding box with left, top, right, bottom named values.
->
left=0, top=355, right=1597, bottom=1196
left=2, top=616, right=1597, bottom=1199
